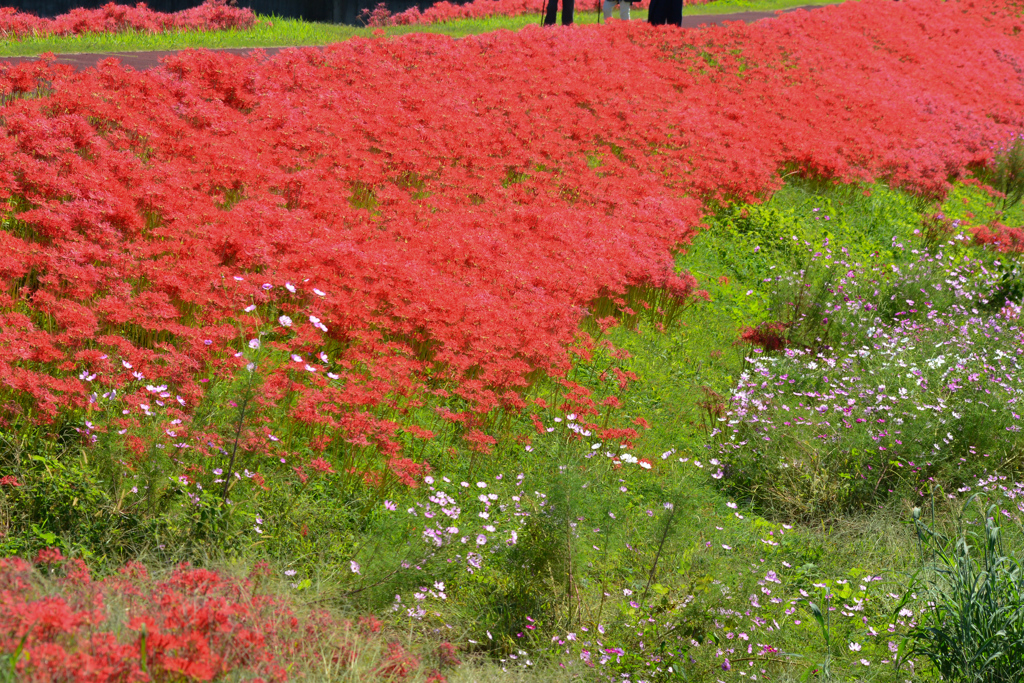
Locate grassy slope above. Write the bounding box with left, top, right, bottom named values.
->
left=586, top=178, right=1024, bottom=681
left=0, top=0, right=842, bottom=56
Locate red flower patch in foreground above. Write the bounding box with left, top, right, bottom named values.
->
left=0, top=555, right=428, bottom=682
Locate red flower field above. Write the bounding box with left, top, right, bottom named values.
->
left=0, top=1, right=258, bottom=39
left=0, top=0, right=1021, bottom=472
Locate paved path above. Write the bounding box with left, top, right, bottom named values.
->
left=0, top=6, right=828, bottom=71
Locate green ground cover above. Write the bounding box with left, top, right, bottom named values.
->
left=0, top=0, right=841, bottom=57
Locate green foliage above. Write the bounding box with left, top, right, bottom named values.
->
left=0, top=357, right=287, bottom=564
left=976, top=135, right=1024, bottom=214
left=904, top=499, right=1024, bottom=683
left=942, top=181, right=1024, bottom=229
left=0, top=426, right=145, bottom=564
left=704, top=182, right=937, bottom=348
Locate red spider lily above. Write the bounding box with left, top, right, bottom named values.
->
left=0, top=1, right=257, bottom=39
left=0, top=0, right=1021, bottom=486
left=308, top=456, right=336, bottom=474
left=972, top=222, right=1024, bottom=253
left=739, top=321, right=791, bottom=353
left=34, top=547, right=64, bottom=567
left=0, top=557, right=370, bottom=682
left=436, top=641, right=461, bottom=667
left=376, top=641, right=421, bottom=679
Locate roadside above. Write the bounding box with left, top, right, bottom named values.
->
left=0, top=3, right=837, bottom=68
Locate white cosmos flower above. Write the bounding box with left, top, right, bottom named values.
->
left=278, top=315, right=292, bottom=327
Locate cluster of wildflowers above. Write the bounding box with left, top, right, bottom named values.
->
left=3, top=403, right=964, bottom=679
left=358, top=413, right=858, bottom=678
left=0, top=1, right=258, bottom=39
left=715, top=225, right=1024, bottom=515
left=394, top=414, right=935, bottom=680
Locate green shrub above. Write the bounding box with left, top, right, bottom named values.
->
left=975, top=135, right=1024, bottom=214
left=903, top=499, right=1024, bottom=683
left=712, top=212, right=1021, bottom=519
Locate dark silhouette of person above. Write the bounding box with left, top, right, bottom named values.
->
left=544, top=0, right=574, bottom=25
left=648, top=0, right=681, bottom=26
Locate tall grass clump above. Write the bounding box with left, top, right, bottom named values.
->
left=903, top=498, right=1024, bottom=682
left=976, top=134, right=1024, bottom=215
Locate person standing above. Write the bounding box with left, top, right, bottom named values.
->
left=603, top=0, right=633, bottom=20
left=648, top=0, right=682, bottom=26
left=544, top=0, right=574, bottom=25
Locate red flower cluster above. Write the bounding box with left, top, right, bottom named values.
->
left=972, top=222, right=1024, bottom=253
left=1, top=553, right=449, bottom=681
left=0, top=555, right=341, bottom=681
left=0, top=1, right=257, bottom=39
left=739, top=321, right=790, bottom=352
left=0, top=0, right=1021, bottom=461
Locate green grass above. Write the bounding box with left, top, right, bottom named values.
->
left=0, top=0, right=842, bottom=57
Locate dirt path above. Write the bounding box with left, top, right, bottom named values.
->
left=0, top=6, right=826, bottom=71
